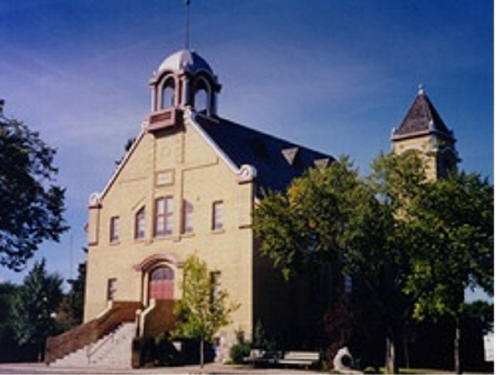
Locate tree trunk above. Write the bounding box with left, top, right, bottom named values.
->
left=200, top=338, right=205, bottom=368
left=454, top=316, right=462, bottom=374
left=385, top=331, right=398, bottom=374
left=403, top=335, right=410, bottom=369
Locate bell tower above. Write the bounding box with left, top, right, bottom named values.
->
left=391, top=85, right=460, bottom=179
left=146, top=50, right=222, bottom=132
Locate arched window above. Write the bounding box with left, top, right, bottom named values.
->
left=161, top=77, right=176, bottom=109
left=193, top=79, right=209, bottom=113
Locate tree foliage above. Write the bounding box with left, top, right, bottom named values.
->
left=253, top=151, right=493, bottom=374
left=254, top=156, right=389, bottom=281
left=0, top=282, right=22, bottom=362
left=0, top=113, right=67, bottom=270
left=10, top=259, right=64, bottom=360
left=253, top=156, right=411, bottom=373
left=56, top=247, right=87, bottom=330
left=403, top=171, right=493, bottom=320
left=173, top=254, right=238, bottom=367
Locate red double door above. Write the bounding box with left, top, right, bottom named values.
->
left=148, top=266, right=174, bottom=300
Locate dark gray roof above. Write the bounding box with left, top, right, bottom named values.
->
left=394, top=92, right=452, bottom=138
left=195, top=115, right=334, bottom=193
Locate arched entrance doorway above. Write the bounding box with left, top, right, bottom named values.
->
left=148, top=265, right=174, bottom=300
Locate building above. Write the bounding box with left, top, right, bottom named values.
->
left=45, top=49, right=458, bottom=368
left=45, top=49, right=335, bottom=367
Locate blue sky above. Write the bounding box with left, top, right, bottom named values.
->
left=0, top=1, right=493, bottom=301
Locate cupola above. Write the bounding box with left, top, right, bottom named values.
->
left=146, top=49, right=221, bottom=132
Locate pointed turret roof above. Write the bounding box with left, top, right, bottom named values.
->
left=392, top=86, right=454, bottom=140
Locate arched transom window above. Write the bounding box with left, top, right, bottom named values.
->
left=150, top=266, right=174, bottom=281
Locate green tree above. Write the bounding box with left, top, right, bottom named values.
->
left=0, top=107, right=67, bottom=270
left=11, top=259, right=64, bottom=361
left=173, top=254, right=238, bottom=368
left=0, top=282, right=22, bottom=362
left=57, top=247, right=87, bottom=329
left=253, top=157, right=405, bottom=372
left=403, top=171, right=493, bottom=374
left=253, top=154, right=424, bottom=374
left=367, top=151, right=430, bottom=374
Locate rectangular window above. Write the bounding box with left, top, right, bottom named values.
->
left=182, top=200, right=194, bottom=234
left=110, top=216, right=119, bottom=242
left=155, top=196, right=173, bottom=236
left=135, top=207, right=145, bottom=239
left=212, top=201, right=223, bottom=230
left=210, top=271, right=221, bottom=302
left=107, top=278, right=117, bottom=301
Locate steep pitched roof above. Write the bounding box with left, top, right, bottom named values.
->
left=393, top=92, right=453, bottom=138
left=195, top=115, right=334, bottom=193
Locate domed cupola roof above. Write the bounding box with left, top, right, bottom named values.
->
left=157, top=49, right=213, bottom=76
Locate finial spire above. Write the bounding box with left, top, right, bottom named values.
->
left=185, top=0, right=190, bottom=50
left=418, top=83, right=424, bottom=95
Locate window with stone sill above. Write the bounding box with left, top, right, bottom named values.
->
left=155, top=196, right=174, bottom=236
left=212, top=201, right=223, bottom=230
left=182, top=200, right=194, bottom=234
left=135, top=207, right=146, bottom=240
left=107, top=278, right=117, bottom=301
left=110, top=216, right=119, bottom=243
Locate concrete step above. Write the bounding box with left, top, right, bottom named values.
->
left=51, top=322, right=135, bottom=368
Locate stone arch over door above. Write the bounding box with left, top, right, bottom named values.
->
left=133, top=253, right=184, bottom=305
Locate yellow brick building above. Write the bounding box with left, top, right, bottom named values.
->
left=81, top=49, right=333, bottom=363
left=46, top=51, right=458, bottom=368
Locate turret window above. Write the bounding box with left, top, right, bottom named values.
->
left=193, top=79, right=209, bottom=113
left=161, top=77, right=176, bottom=109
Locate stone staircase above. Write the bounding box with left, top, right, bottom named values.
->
left=45, top=301, right=143, bottom=368
left=51, top=322, right=135, bottom=368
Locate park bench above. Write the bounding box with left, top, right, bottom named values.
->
left=277, top=351, right=320, bottom=369
left=243, top=349, right=282, bottom=366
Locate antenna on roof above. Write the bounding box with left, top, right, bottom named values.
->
left=184, top=0, right=190, bottom=50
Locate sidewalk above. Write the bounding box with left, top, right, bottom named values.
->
left=0, top=363, right=322, bottom=375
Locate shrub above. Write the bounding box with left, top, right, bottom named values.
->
left=229, top=330, right=251, bottom=364
left=154, top=332, right=179, bottom=366
left=252, top=320, right=276, bottom=350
